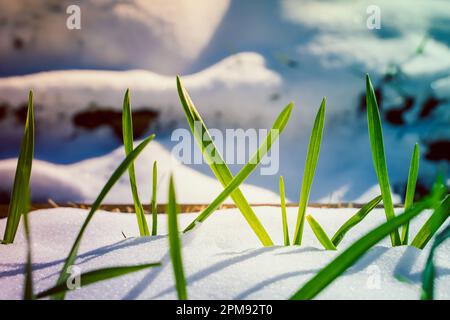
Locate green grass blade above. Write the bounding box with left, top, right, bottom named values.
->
left=366, top=74, right=401, bottom=246
left=411, top=195, right=450, bottom=249
left=306, top=215, right=336, bottom=250
left=293, top=98, right=326, bottom=245
left=290, top=197, right=434, bottom=300
left=177, top=76, right=276, bottom=246
left=53, top=134, right=155, bottom=299
left=421, top=223, right=450, bottom=300
left=182, top=103, right=293, bottom=232
left=401, top=143, right=420, bottom=245
left=151, top=161, right=158, bottom=236
left=36, top=262, right=161, bottom=298
left=279, top=176, right=290, bottom=246
left=168, top=175, right=187, bottom=300
left=331, top=195, right=382, bottom=246
left=23, top=209, right=33, bottom=300
left=2, top=91, right=34, bottom=244
left=123, top=89, right=149, bottom=236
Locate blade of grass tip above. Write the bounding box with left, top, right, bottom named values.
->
left=366, top=74, right=401, bottom=247
left=306, top=215, right=336, bottom=250
left=411, top=194, right=450, bottom=249
left=401, top=143, right=420, bottom=245
left=292, top=98, right=326, bottom=245
left=176, top=76, right=276, bottom=246
left=37, top=262, right=161, bottom=299
left=123, top=89, right=149, bottom=236
left=2, top=91, right=34, bottom=244
left=182, top=103, right=293, bottom=233
left=168, top=175, right=187, bottom=300
left=53, top=134, right=155, bottom=300
left=421, top=223, right=450, bottom=300
left=279, top=176, right=290, bottom=246
left=151, top=161, right=158, bottom=236
left=331, top=195, right=382, bottom=247
left=290, top=196, right=434, bottom=300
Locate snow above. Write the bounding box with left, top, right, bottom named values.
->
left=0, top=140, right=281, bottom=204
left=0, top=207, right=448, bottom=300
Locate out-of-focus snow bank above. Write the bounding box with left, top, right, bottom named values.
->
left=0, top=140, right=280, bottom=204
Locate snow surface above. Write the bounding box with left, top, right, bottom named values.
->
left=0, top=140, right=280, bottom=204
left=0, top=207, right=449, bottom=300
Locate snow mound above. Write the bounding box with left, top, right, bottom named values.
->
left=0, top=141, right=280, bottom=204
left=0, top=207, right=448, bottom=299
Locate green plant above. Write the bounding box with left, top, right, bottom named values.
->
left=177, top=76, right=275, bottom=246
left=53, top=135, right=155, bottom=299
left=168, top=175, right=187, bottom=300
left=123, top=89, right=150, bottom=236
left=292, top=98, right=326, bottom=245
left=37, top=262, right=161, bottom=298
left=366, top=74, right=401, bottom=247
left=290, top=195, right=437, bottom=300
left=306, top=215, right=336, bottom=250
left=151, top=161, right=158, bottom=236
left=401, top=143, right=420, bottom=245
left=279, top=176, right=290, bottom=246
left=421, top=223, right=450, bottom=300
left=183, top=103, right=293, bottom=232
left=2, top=91, right=34, bottom=244
left=23, top=209, right=34, bottom=300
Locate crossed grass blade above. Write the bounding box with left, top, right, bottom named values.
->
left=52, top=135, right=155, bottom=299
left=279, top=176, right=290, bottom=246
left=176, top=76, right=275, bottom=246
left=306, top=215, right=336, bottom=250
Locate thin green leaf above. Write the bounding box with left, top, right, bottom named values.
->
left=306, top=215, right=336, bottom=250
left=366, top=74, right=401, bottom=246
left=23, top=210, right=33, bottom=300
left=37, top=262, right=161, bottom=298
left=290, top=197, right=434, bottom=300
left=168, top=175, right=187, bottom=300
left=331, top=195, right=382, bottom=246
left=53, top=134, right=155, bottom=300
left=279, top=176, right=290, bottom=246
left=177, top=76, right=275, bottom=246
left=411, top=195, right=450, bottom=249
left=182, top=103, right=293, bottom=232
left=2, top=91, right=34, bottom=244
left=293, top=98, right=326, bottom=245
left=151, top=161, right=158, bottom=236
left=421, top=223, right=450, bottom=300
left=123, top=89, right=149, bottom=236
left=401, top=143, right=420, bottom=245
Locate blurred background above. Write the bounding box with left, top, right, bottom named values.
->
left=0, top=0, right=448, bottom=205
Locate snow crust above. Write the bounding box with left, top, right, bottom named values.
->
left=0, top=207, right=448, bottom=300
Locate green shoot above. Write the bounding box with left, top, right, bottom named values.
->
left=306, top=215, right=336, bottom=250
left=293, top=98, right=326, bottom=245
left=151, top=161, right=158, bottom=236
left=53, top=134, right=155, bottom=299
left=401, top=143, right=420, bottom=245
left=411, top=195, right=449, bottom=249
left=168, top=175, right=187, bottom=300
left=183, top=103, right=293, bottom=233
left=177, top=76, right=274, bottom=246
left=366, top=74, right=401, bottom=247
left=290, top=196, right=435, bottom=300
left=421, top=223, right=450, bottom=300
left=23, top=209, right=34, bottom=300
left=279, top=176, right=290, bottom=246
left=122, top=89, right=149, bottom=236
left=36, top=262, right=161, bottom=298
left=2, top=91, right=34, bottom=244
left=331, top=195, right=382, bottom=246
